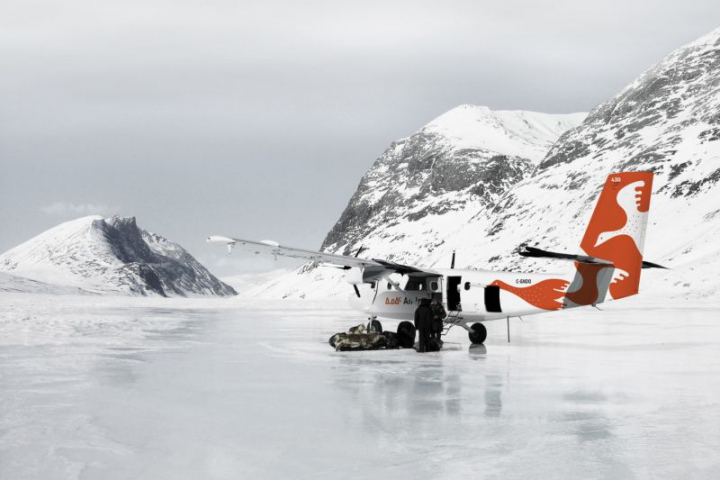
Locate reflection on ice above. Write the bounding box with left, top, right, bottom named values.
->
left=561, top=391, right=614, bottom=443
left=484, top=374, right=503, bottom=418
left=443, top=373, right=461, bottom=417
left=468, top=344, right=487, bottom=357
left=1, top=295, right=720, bottom=479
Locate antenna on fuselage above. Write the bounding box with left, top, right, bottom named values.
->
left=450, top=250, right=456, bottom=269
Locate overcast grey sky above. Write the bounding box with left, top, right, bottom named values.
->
left=1, top=1, right=719, bottom=275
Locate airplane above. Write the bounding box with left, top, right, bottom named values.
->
left=208, top=171, right=665, bottom=347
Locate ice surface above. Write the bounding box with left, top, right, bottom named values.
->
left=1, top=294, right=719, bottom=479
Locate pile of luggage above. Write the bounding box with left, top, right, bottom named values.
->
left=329, top=320, right=417, bottom=352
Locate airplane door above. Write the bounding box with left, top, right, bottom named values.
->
left=485, top=285, right=502, bottom=313
left=447, top=276, right=462, bottom=311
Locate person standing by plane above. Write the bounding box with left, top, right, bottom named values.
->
left=430, top=299, right=447, bottom=341
left=414, top=298, right=433, bottom=353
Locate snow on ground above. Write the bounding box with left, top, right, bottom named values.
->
left=0, top=272, right=91, bottom=295
left=221, top=269, right=292, bottom=296
left=1, top=293, right=719, bottom=479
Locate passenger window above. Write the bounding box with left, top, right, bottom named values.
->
left=387, top=283, right=392, bottom=290
left=370, top=281, right=376, bottom=289
left=464, top=282, right=471, bottom=291
left=430, top=281, right=438, bottom=291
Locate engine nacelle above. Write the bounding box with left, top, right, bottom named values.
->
left=344, top=268, right=364, bottom=285
left=344, top=266, right=388, bottom=285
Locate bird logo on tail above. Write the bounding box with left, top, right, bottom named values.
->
left=580, top=172, right=653, bottom=300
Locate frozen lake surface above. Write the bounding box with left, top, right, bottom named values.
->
left=1, top=294, right=719, bottom=479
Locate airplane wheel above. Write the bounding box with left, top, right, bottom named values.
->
left=367, top=319, right=383, bottom=333
left=397, top=321, right=416, bottom=348
left=329, top=333, right=341, bottom=348
left=469, top=323, right=487, bottom=345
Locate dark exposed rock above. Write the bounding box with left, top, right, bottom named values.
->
left=671, top=168, right=720, bottom=198
left=669, top=161, right=692, bottom=181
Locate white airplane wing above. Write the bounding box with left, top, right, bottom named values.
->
left=206, top=235, right=440, bottom=276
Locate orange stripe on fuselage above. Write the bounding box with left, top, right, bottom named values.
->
left=490, top=278, right=569, bottom=311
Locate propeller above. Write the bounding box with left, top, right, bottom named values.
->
left=450, top=250, right=456, bottom=269
left=352, top=245, right=365, bottom=298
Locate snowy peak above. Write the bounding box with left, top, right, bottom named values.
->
left=0, top=216, right=236, bottom=297
left=320, top=105, right=585, bottom=258
left=539, top=27, right=720, bottom=175
left=605, top=27, right=720, bottom=118
left=100, top=216, right=160, bottom=266
left=423, top=105, right=586, bottom=162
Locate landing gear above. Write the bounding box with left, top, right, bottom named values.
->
left=468, top=322, right=487, bottom=345
left=367, top=318, right=383, bottom=333
left=397, top=321, right=416, bottom=348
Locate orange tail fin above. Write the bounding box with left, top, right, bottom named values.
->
left=579, top=172, right=654, bottom=300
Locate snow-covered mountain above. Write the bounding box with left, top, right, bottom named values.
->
left=323, top=106, right=585, bottom=260
left=243, top=27, right=720, bottom=301
left=244, top=107, right=586, bottom=299
left=0, top=216, right=236, bottom=297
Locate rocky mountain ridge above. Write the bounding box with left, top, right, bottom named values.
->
left=0, top=216, right=236, bottom=297
left=322, top=106, right=585, bottom=259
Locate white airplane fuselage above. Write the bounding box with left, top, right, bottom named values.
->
left=347, top=267, right=597, bottom=323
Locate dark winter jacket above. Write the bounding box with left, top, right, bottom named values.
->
left=431, top=303, right=447, bottom=332
left=431, top=303, right=446, bottom=321
left=414, top=303, right=433, bottom=331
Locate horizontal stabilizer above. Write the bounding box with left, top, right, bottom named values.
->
left=519, top=246, right=613, bottom=265
left=519, top=246, right=667, bottom=269
left=640, top=260, right=669, bottom=270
